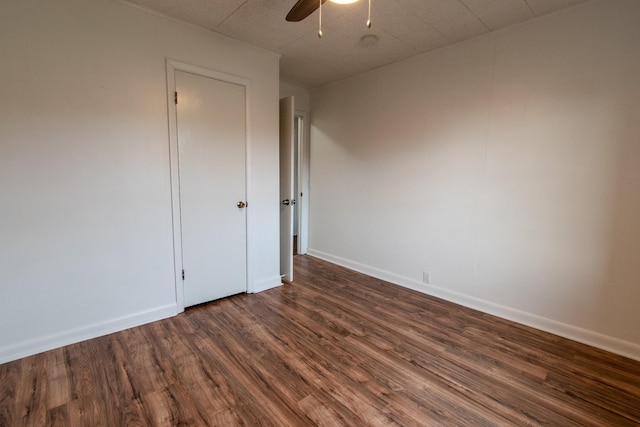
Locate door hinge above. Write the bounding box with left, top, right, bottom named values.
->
left=181, top=269, right=185, bottom=280
left=175, top=91, right=178, bottom=105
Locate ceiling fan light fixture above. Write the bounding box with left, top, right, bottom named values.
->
left=329, top=0, right=359, bottom=4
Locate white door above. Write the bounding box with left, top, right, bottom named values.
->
left=176, top=70, right=247, bottom=307
left=279, top=97, right=295, bottom=281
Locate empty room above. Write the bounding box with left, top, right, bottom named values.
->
left=1, top=0, right=639, bottom=425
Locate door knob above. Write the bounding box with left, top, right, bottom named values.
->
left=237, top=201, right=246, bottom=208
left=282, top=199, right=290, bottom=206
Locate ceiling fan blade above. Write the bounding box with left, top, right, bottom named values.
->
left=286, top=0, right=328, bottom=22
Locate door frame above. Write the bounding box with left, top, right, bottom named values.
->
left=279, top=97, right=295, bottom=282
left=166, top=59, right=251, bottom=312
left=295, top=110, right=310, bottom=255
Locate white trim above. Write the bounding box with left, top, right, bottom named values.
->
left=250, top=276, right=284, bottom=294
left=0, top=304, right=178, bottom=365
left=166, top=59, right=252, bottom=312
left=295, top=110, right=310, bottom=255
left=245, top=79, right=255, bottom=302
left=166, top=60, right=184, bottom=311
left=307, top=249, right=640, bottom=362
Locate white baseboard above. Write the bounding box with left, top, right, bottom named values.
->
left=307, top=249, right=640, bottom=362
left=0, top=304, right=178, bottom=365
left=250, top=275, right=282, bottom=294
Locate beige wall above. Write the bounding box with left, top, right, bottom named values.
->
left=309, top=0, right=640, bottom=359
left=0, top=0, right=280, bottom=363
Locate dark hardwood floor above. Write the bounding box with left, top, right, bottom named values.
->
left=2, top=255, right=640, bottom=426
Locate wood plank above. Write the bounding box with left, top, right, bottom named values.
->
left=1, top=254, right=639, bottom=426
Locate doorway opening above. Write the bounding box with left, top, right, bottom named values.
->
left=293, top=115, right=300, bottom=255
left=293, top=112, right=309, bottom=256
left=280, top=99, right=309, bottom=283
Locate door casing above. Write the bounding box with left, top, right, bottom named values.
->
left=166, top=59, right=252, bottom=312
left=279, top=96, right=295, bottom=282
left=294, top=111, right=310, bottom=255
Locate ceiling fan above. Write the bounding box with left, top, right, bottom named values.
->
left=286, top=0, right=329, bottom=22
left=286, top=0, right=371, bottom=38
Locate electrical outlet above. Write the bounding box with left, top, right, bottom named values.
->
left=423, top=271, right=431, bottom=284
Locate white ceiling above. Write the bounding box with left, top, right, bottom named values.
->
left=124, top=0, right=589, bottom=88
